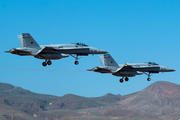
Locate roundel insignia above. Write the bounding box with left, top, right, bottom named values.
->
left=30, top=51, right=32, bottom=54
left=110, top=69, right=112, bottom=71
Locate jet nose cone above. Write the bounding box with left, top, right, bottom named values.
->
left=99, top=49, right=108, bottom=54
left=95, top=48, right=108, bottom=54
left=165, top=67, right=176, bottom=72
left=166, top=67, right=176, bottom=72
left=89, top=47, right=108, bottom=54
left=160, top=66, right=176, bottom=72
left=170, top=68, right=176, bottom=72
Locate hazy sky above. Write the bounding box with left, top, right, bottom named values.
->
left=0, top=0, right=179, bottom=97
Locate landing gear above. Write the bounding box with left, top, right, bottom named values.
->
left=119, top=77, right=124, bottom=83
left=119, top=77, right=129, bottom=83
left=42, top=62, right=47, bottom=67
left=119, top=79, right=123, bottom=83
left=147, top=78, right=151, bottom=81
left=42, top=60, right=52, bottom=67
left=70, top=54, right=81, bottom=65
left=74, top=61, right=79, bottom=65
left=125, top=77, right=129, bottom=81
left=144, top=72, right=152, bottom=81
left=47, top=60, right=52, bottom=65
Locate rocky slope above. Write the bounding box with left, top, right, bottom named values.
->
left=114, top=81, right=180, bottom=116
left=0, top=81, right=180, bottom=120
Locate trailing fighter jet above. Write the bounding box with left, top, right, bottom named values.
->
left=5, top=33, right=107, bottom=66
left=88, top=54, right=175, bottom=83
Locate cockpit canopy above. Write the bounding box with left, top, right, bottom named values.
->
left=73, top=43, right=88, bottom=46
left=147, top=62, right=159, bottom=65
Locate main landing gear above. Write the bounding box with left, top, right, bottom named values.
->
left=70, top=54, right=81, bottom=65
left=42, top=60, right=52, bottom=67
left=119, top=77, right=129, bottom=83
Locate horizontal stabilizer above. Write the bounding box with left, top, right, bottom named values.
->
left=87, top=69, right=93, bottom=71
left=87, top=67, right=113, bottom=73
left=4, top=51, right=10, bottom=53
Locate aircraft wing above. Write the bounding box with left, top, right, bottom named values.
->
left=56, top=47, right=89, bottom=54
left=36, top=46, right=90, bottom=55
left=88, top=64, right=135, bottom=73
left=36, top=47, right=58, bottom=55
left=115, top=64, right=134, bottom=72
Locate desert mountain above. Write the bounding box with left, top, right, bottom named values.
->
left=47, top=94, right=102, bottom=110
left=0, top=82, right=58, bottom=119
left=47, top=93, right=122, bottom=110
left=91, top=93, right=121, bottom=104
left=0, top=81, right=180, bottom=120
left=113, top=81, right=180, bottom=116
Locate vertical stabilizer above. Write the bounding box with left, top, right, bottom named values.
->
left=18, top=33, right=40, bottom=48
left=104, top=54, right=118, bottom=66
left=98, top=56, right=105, bottom=66
left=17, top=35, right=23, bottom=47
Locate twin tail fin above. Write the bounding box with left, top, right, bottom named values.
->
left=17, top=33, right=40, bottom=48
left=98, top=54, right=118, bottom=66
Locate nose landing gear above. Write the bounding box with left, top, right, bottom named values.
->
left=70, top=54, right=81, bottom=65
left=75, top=61, right=79, bottom=65
left=147, top=77, right=151, bottom=81
left=144, top=72, right=152, bottom=81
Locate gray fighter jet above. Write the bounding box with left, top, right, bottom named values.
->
left=5, top=33, right=107, bottom=66
left=88, top=54, right=175, bottom=83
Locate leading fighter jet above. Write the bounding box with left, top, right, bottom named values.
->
left=5, top=33, right=107, bottom=66
left=88, top=54, right=175, bottom=83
